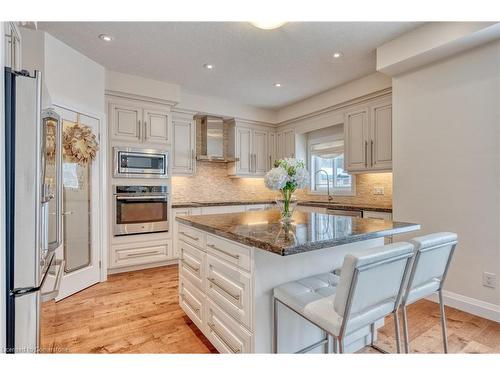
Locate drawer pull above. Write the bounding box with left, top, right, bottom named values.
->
left=208, top=322, right=241, bottom=354
left=208, top=244, right=240, bottom=259
left=208, top=277, right=241, bottom=301
left=180, top=231, right=200, bottom=241
left=180, top=293, right=200, bottom=313
left=124, top=250, right=159, bottom=258
left=181, top=259, right=200, bottom=273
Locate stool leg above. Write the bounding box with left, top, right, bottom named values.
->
left=272, top=297, right=278, bottom=353
left=338, top=337, right=344, bottom=354
left=370, top=322, right=376, bottom=346
left=438, top=290, right=449, bottom=353
left=402, top=305, right=410, bottom=353
left=393, top=311, right=401, bottom=354
left=325, top=334, right=331, bottom=353
left=332, top=337, right=338, bottom=354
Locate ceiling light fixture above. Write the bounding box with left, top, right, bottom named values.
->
left=333, top=52, right=343, bottom=58
left=203, top=63, right=214, bottom=70
left=274, top=83, right=282, bottom=87
left=98, top=34, right=113, bottom=42
left=251, top=21, right=286, bottom=30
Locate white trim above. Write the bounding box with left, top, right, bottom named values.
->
left=426, top=290, right=500, bottom=323
left=105, top=89, right=178, bottom=108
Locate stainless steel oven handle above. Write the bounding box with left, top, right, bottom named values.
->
left=41, top=259, right=65, bottom=302
left=115, top=195, right=168, bottom=201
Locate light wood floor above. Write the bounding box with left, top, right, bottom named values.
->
left=41, top=265, right=500, bottom=354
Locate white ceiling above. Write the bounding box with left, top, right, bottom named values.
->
left=37, top=22, right=422, bottom=109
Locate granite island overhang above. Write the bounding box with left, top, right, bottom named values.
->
left=175, top=209, right=420, bottom=256
left=175, top=209, right=420, bottom=353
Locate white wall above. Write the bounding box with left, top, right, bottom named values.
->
left=393, top=40, right=500, bottom=317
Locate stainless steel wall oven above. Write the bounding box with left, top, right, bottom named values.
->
left=113, top=185, right=169, bottom=236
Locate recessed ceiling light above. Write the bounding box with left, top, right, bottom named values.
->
left=203, top=63, right=214, bottom=70
left=98, top=34, right=113, bottom=42
left=333, top=52, right=343, bottom=58
left=274, top=83, right=282, bottom=87
left=251, top=21, right=286, bottom=30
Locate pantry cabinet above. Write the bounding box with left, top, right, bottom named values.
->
left=172, top=111, right=196, bottom=175
left=344, top=101, right=392, bottom=173
left=109, top=99, right=170, bottom=145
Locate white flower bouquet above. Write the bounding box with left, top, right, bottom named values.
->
left=264, top=158, right=309, bottom=222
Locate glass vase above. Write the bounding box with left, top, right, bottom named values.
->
left=275, top=189, right=297, bottom=224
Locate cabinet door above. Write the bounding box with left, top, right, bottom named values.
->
left=268, top=132, right=276, bottom=169
left=252, top=130, right=268, bottom=175
left=370, top=103, right=392, bottom=171
left=275, top=132, right=284, bottom=161
left=172, top=118, right=195, bottom=175
left=345, top=108, right=369, bottom=172
left=173, top=208, right=191, bottom=259
left=144, top=109, right=170, bottom=144
left=235, top=127, right=252, bottom=175
left=284, top=130, right=295, bottom=158
left=110, top=103, right=142, bottom=142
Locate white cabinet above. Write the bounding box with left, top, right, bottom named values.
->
left=268, top=132, right=277, bottom=168
left=229, top=124, right=271, bottom=177
left=344, top=101, right=392, bottom=173
left=276, top=129, right=295, bottom=160
left=110, top=239, right=172, bottom=268
left=173, top=207, right=202, bottom=258
left=108, top=98, right=170, bottom=145
left=172, top=111, right=196, bottom=175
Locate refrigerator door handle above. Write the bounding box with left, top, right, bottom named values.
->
left=41, top=259, right=65, bottom=302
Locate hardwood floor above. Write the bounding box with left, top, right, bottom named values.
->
left=41, top=265, right=500, bottom=354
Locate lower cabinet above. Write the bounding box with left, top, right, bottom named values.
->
left=177, top=223, right=254, bottom=353
left=110, top=239, right=173, bottom=268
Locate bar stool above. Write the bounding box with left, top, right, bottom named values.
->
left=272, top=242, right=415, bottom=353
left=401, top=232, right=458, bottom=353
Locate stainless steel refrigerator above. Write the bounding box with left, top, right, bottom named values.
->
left=5, top=68, right=64, bottom=353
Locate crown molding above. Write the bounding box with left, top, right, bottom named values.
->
left=105, top=89, right=178, bottom=107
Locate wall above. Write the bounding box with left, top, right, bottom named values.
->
left=392, top=40, right=500, bottom=315
left=171, top=161, right=392, bottom=206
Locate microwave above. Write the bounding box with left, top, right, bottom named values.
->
left=113, top=147, right=168, bottom=178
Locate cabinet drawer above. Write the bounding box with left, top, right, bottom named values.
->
left=205, top=299, right=252, bottom=354
left=362, top=211, right=392, bottom=220
left=206, top=234, right=251, bottom=272
left=178, top=224, right=206, bottom=249
left=179, top=278, right=204, bottom=328
left=179, top=240, right=206, bottom=291
left=206, top=255, right=251, bottom=329
left=111, top=241, right=169, bottom=268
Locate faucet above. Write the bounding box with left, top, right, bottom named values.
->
left=314, top=169, right=334, bottom=202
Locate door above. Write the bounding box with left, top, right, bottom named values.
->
left=370, top=103, right=392, bottom=170
left=344, top=107, right=369, bottom=172
left=144, top=108, right=170, bottom=144
left=172, top=117, right=195, bottom=174
left=110, top=102, right=142, bottom=142
left=54, top=106, right=101, bottom=300
left=252, top=130, right=268, bottom=174
left=236, top=127, right=252, bottom=175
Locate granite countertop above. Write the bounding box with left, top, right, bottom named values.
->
left=176, top=209, right=419, bottom=256
left=172, top=200, right=392, bottom=212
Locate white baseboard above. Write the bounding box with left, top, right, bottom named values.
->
left=426, top=290, right=500, bottom=323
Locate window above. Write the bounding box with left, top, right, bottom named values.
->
left=309, top=139, right=355, bottom=196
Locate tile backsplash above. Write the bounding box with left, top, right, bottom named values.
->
left=171, top=162, right=392, bottom=206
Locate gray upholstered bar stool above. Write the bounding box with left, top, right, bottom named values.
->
left=272, top=242, right=415, bottom=354
left=400, top=232, right=458, bottom=354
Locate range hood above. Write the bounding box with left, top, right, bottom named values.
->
left=196, top=116, right=237, bottom=162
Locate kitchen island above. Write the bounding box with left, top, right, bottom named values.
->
left=176, top=208, right=419, bottom=353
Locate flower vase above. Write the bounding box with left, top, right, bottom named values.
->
left=275, top=190, right=297, bottom=224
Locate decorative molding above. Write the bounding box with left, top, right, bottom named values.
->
left=105, top=89, right=178, bottom=108
left=277, top=88, right=392, bottom=129
left=426, top=290, right=500, bottom=323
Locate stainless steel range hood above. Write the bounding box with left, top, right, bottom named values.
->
left=196, top=116, right=237, bottom=162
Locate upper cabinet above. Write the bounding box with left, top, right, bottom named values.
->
left=4, top=22, right=21, bottom=71
left=227, top=121, right=274, bottom=177
left=344, top=100, right=392, bottom=173
left=171, top=110, right=196, bottom=175
left=276, top=129, right=296, bottom=160
left=108, top=97, right=171, bottom=146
